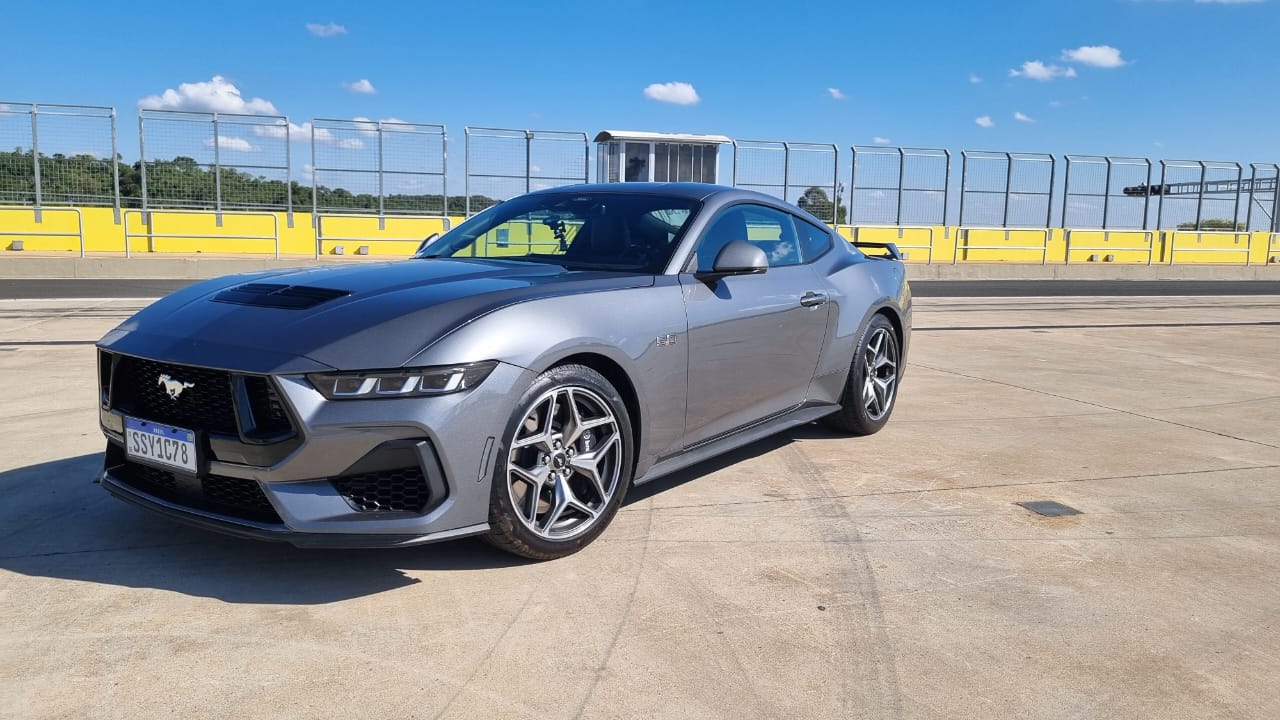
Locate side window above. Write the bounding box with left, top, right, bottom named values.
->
left=795, top=217, right=834, bottom=262
left=694, top=204, right=801, bottom=271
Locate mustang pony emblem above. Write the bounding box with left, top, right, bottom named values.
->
left=157, top=374, right=195, bottom=400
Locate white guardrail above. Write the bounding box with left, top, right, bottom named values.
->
left=1064, top=229, right=1156, bottom=265
left=840, top=225, right=936, bottom=264
left=0, top=207, right=85, bottom=257
left=314, top=213, right=451, bottom=258
left=954, top=227, right=1051, bottom=265
left=1162, top=230, right=1253, bottom=266
left=124, top=209, right=280, bottom=258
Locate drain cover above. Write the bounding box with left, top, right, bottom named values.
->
left=1017, top=500, right=1081, bottom=517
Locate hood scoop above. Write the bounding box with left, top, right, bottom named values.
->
left=212, top=282, right=352, bottom=309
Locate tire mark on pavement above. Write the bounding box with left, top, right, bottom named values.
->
left=571, top=495, right=655, bottom=720
left=783, top=440, right=905, bottom=720
left=427, top=584, right=538, bottom=720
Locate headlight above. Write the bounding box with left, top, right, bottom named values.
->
left=307, top=361, right=498, bottom=400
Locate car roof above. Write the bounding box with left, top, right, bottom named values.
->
left=526, top=182, right=770, bottom=203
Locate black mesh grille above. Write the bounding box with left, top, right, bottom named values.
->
left=333, top=467, right=430, bottom=513
left=243, top=376, right=292, bottom=435
left=203, top=475, right=279, bottom=521
left=114, top=459, right=282, bottom=524
left=111, top=356, right=236, bottom=434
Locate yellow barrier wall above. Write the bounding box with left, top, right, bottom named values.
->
left=1, top=206, right=1277, bottom=265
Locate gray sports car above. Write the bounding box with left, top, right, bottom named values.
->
left=96, top=183, right=910, bottom=559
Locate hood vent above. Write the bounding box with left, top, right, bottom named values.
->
left=213, top=283, right=351, bottom=309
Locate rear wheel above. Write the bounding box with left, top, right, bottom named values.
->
left=485, top=364, right=634, bottom=560
left=823, top=314, right=900, bottom=435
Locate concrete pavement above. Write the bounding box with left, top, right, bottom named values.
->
left=1, top=294, right=1278, bottom=719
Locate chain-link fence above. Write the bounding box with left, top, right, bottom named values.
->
left=959, top=151, right=1055, bottom=227
left=1062, top=155, right=1152, bottom=229
left=463, top=128, right=588, bottom=215
left=1246, top=163, right=1278, bottom=233
left=139, top=109, right=292, bottom=214
left=1154, top=160, right=1243, bottom=231
left=0, top=102, right=120, bottom=219
left=849, top=146, right=950, bottom=226
left=309, top=118, right=447, bottom=218
left=729, top=141, right=840, bottom=222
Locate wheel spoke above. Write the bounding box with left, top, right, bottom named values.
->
left=569, top=431, right=618, bottom=502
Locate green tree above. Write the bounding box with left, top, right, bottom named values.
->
left=1176, top=218, right=1245, bottom=231
left=795, top=185, right=848, bottom=224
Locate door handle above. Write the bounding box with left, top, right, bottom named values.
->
left=800, top=291, right=828, bottom=307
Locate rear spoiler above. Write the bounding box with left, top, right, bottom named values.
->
left=851, top=241, right=903, bottom=261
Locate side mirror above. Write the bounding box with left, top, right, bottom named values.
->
left=695, top=240, right=769, bottom=281
left=415, top=232, right=441, bottom=256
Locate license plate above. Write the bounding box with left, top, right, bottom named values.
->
left=125, top=417, right=197, bottom=473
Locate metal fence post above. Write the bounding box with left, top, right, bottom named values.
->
left=1046, top=154, right=1057, bottom=228
left=310, top=121, right=318, bottom=231
left=1001, top=152, right=1013, bottom=228
left=464, top=127, right=472, bottom=217
left=832, top=146, right=841, bottom=224
left=442, top=127, right=450, bottom=224
left=895, top=147, right=905, bottom=225
left=781, top=143, right=790, bottom=208
left=1156, top=161, right=1168, bottom=230
left=942, top=150, right=951, bottom=229
left=212, top=112, right=223, bottom=226
left=1231, top=162, right=1242, bottom=231
left=1101, top=157, right=1113, bottom=229
left=377, top=122, right=386, bottom=230
left=30, top=104, right=42, bottom=222
left=137, top=111, right=147, bottom=250
left=1061, top=155, right=1073, bottom=228
left=1141, top=159, right=1152, bottom=231
left=525, top=130, right=533, bottom=193
left=110, top=107, right=121, bottom=224
left=958, top=151, right=969, bottom=226
left=732, top=140, right=740, bottom=187
left=284, top=119, right=293, bottom=228
left=1194, top=160, right=1206, bottom=231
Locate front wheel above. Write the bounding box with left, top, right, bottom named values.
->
left=485, top=364, right=634, bottom=560
left=822, top=314, right=901, bottom=436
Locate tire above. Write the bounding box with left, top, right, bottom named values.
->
left=822, top=314, right=901, bottom=436
left=484, top=364, right=634, bottom=560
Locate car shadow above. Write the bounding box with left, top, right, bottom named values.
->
left=4, top=424, right=841, bottom=604
left=0, top=453, right=530, bottom=606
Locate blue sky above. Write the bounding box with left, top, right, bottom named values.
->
left=3, top=0, right=1277, bottom=165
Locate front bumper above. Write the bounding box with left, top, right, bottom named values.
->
left=99, top=357, right=532, bottom=548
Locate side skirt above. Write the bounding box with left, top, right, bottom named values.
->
left=632, top=404, right=837, bottom=487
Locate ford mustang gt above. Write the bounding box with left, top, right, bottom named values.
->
left=96, top=184, right=910, bottom=559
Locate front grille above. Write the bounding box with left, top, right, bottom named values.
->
left=111, top=356, right=237, bottom=434
left=114, top=458, right=282, bottom=524
left=333, top=467, right=431, bottom=513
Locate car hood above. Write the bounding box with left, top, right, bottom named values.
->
left=98, top=258, right=655, bottom=373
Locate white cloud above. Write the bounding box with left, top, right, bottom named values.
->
left=1048, top=100, right=1066, bottom=108
left=873, top=137, right=892, bottom=145
left=827, top=87, right=846, bottom=100
left=1014, top=111, right=1035, bottom=123
left=139, top=76, right=279, bottom=114
left=643, top=81, right=700, bottom=106
left=969, top=73, right=983, bottom=84
left=343, top=78, right=376, bottom=94
left=1009, top=61, right=1077, bottom=81
left=975, top=116, right=995, bottom=128
left=203, top=135, right=257, bottom=153
left=530, top=164, right=543, bottom=173
left=1061, top=45, right=1128, bottom=68
left=336, top=138, right=365, bottom=150
left=253, top=121, right=333, bottom=143
left=306, top=22, right=347, bottom=37
left=351, top=116, right=410, bottom=136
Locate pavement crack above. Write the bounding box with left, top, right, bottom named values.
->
left=914, top=363, right=1280, bottom=450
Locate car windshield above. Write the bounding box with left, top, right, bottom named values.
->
left=417, top=191, right=700, bottom=273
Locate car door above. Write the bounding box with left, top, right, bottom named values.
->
left=679, top=203, right=831, bottom=448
